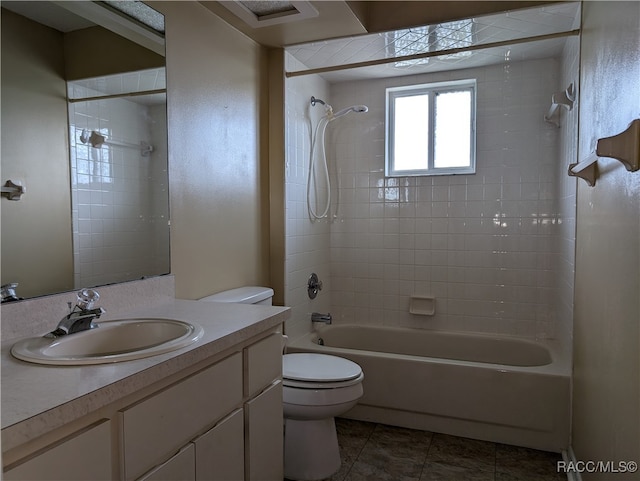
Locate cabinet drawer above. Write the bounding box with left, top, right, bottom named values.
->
left=138, top=445, right=195, bottom=481
left=245, top=380, right=283, bottom=481
left=193, top=408, right=244, bottom=481
left=121, top=352, right=242, bottom=481
left=245, top=333, right=282, bottom=397
left=4, top=420, right=111, bottom=481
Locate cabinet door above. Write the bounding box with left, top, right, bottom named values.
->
left=193, top=408, right=244, bottom=481
left=4, top=420, right=111, bottom=481
left=121, top=353, right=242, bottom=480
left=138, top=444, right=195, bottom=481
left=245, top=381, right=283, bottom=481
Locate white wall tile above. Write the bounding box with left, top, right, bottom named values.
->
left=285, top=44, right=577, bottom=342
left=68, top=80, right=168, bottom=289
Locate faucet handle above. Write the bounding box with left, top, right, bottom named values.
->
left=1, top=283, right=19, bottom=303
left=308, top=273, right=323, bottom=299
left=77, top=288, right=100, bottom=310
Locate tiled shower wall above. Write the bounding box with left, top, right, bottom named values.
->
left=283, top=54, right=332, bottom=340
left=555, top=35, right=579, bottom=345
left=68, top=89, right=169, bottom=289
left=324, top=57, right=576, bottom=342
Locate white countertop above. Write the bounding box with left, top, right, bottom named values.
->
left=1, top=299, right=289, bottom=451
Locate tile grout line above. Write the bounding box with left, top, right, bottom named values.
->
left=339, top=420, right=377, bottom=481
left=417, top=431, right=435, bottom=481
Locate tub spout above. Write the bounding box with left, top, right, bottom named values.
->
left=311, top=312, right=332, bottom=324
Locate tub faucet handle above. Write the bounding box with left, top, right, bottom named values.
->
left=308, top=273, right=323, bottom=299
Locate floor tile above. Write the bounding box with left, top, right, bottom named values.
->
left=426, top=433, right=496, bottom=470
left=420, top=460, right=495, bottom=481
left=329, top=418, right=376, bottom=481
left=344, top=424, right=432, bottom=481
left=292, top=418, right=567, bottom=481
left=495, top=443, right=565, bottom=481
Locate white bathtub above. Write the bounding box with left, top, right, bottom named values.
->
left=287, top=324, right=570, bottom=452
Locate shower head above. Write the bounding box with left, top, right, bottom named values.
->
left=330, top=104, right=369, bottom=120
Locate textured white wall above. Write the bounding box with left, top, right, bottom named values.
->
left=572, top=1, right=640, bottom=473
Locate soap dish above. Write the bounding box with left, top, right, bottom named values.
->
left=409, top=296, right=435, bottom=316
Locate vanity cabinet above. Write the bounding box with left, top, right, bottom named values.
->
left=122, top=352, right=243, bottom=480
left=245, top=380, right=283, bottom=481
left=244, top=333, right=284, bottom=481
left=132, top=398, right=246, bottom=481
left=138, top=445, right=195, bottom=481
left=4, top=420, right=112, bottom=481
left=3, top=328, right=284, bottom=481
left=193, top=408, right=245, bottom=480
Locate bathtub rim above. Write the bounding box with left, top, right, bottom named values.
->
left=287, top=324, right=571, bottom=377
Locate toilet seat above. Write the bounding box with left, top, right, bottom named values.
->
left=283, top=353, right=363, bottom=389
left=283, top=372, right=364, bottom=389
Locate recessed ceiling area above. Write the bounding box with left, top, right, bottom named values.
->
left=219, top=1, right=319, bottom=28
left=201, top=0, right=368, bottom=46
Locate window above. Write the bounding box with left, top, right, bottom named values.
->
left=386, top=79, right=476, bottom=176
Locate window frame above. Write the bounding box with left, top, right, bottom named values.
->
left=385, top=79, right=477, bottom=177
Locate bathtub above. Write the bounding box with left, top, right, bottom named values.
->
left=286, top=324, right=570, bottom=452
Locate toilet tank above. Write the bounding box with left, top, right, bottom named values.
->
left=199, top=286, right=274, bottom=306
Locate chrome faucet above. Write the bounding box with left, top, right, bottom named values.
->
left=311, top=312, right=332, bottom=324
left=45, top=289, right=105, bottom=338
left=1, top=283, right=20, bottom=303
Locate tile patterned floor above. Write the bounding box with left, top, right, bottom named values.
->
left=326, top=419, right=566, bottom=481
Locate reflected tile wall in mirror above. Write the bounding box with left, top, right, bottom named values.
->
left=68, top=68, right=170, bottom=288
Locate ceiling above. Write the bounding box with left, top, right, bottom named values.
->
left=205, top=0, right=580, bottom=83
left=202, top=0, right=564, bottom=47
left=201, top=0, right=369, bottom=46
left=2, top=1, right=165, bottom=55
left=286, top=1, right=580, bottom=82
left=4, top=1, right=580, bottom=84
left=1, top=1, right=94, bottom=32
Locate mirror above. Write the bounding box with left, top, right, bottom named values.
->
left=1, top=1, right=169, bottom=300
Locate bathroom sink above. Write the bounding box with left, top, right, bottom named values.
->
left=10, top=318, right=204, bottom=365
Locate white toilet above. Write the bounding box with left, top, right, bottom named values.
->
left=199, top=286, right=275, bottom=305
left=282, top=352, right=363, bottom=481
left=200, top=286, right=364, bottom=481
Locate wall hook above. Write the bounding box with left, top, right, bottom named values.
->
left=544, top=82, right=575, bottom=127
left=595, top=119, right=640, bottom=172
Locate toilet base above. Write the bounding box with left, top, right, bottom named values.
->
left=284, top=417, right=341, bottom=481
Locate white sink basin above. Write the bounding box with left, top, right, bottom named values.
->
left=11, top=318, right=204, bottom=365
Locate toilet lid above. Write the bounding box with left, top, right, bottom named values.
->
left=283, top=353, right=362, bottom=382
